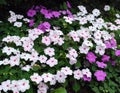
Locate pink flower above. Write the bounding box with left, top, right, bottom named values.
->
left=27, top=9, right=36, bottom=17
left=115, top=50, right=120, bottom=56
left=94, top=70, right=107, bottom=81
left=96, top=61, right=107, bottom=68
left=52, top=11, right=61, bottom=18
left=102, top=55, right=110, bottom=62
left=86, top=52, right=97, bottom=63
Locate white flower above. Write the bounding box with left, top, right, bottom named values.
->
left=54, top=38, right=64, bottom=46
left=94, top=30, right=102, bottom=39
left=30, top=73, right=42, bottom=84
left=50, top=75, right=56, bottom=85
left=20, top=53, right=30, bottom=61
left=44, top=47, right=55, bottom=57
left=14, top=22, right=22, bottom=28
left=9, top=55, right=20, bottom=67
left=55, top=71, right=67, bottom=83
left=77, top=5, right=87, bottom=15
left=38, top=82, right=48, bottom=90
left=3, top=58, right=10, bottom=65
left=21, top=65, right=31, bottom=72
left=92, top=9, right=101, bottom=17
left=11, top=80, right=19, bottom=92
left=18, top=79, right=30, bottom=92
left=68, top=31, right=80, bottom=42
left=1, top=80, right=11, bottom=92
left=39, top=55, right=47, bottom=63
left=42, top=36, right=51, bottom=46
left=95, top=45, right=106, bottom=55
left=79, top=44, right=90, bottom=54
left=79, top=17, right=87, bottom=25
left=82, top=68, right=92, bottom=78
left=73, top=69, right=83, bottom=80
left=8, top=16, right=17, bottom=23
left=2, top=46, right=16, bottom=55
left=69, top=57, right=77, bottom=65
left=46, top=57, right=58, bottom=67
left=68, top=48, right=78, bottom=58
left=61, top=66, right=72, bottom=75
left=83, top=40, right=93, bottom=47
left=23, top=18, right=30, bottom=22
left=87, top=14, right=95, bottom=21
left=63, top=16, right=74, bottom=24
left=115, top=14, right=120, bottom=18
left=16, top=14, right=24, bottom=19
left=104, top=5, right=110, bottom=11
left=38, top=82, right=48, bottom=93
left=29, top=51, right=39, bottom=62
left=41, top=73, right=53, bottom=83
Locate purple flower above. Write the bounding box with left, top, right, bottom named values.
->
left=45, top=13, right=53, bottom=19
left=110, top=60, right=115, bottom=66
left=66, top=1, right=71, bottom=8
left=110, top=38, right=117, bottom=48
left=96, top=61, right=107, bottom=68
left=105, top=41, right=112, bottom=49
left=29, top=19, right=35, bottom=27
left=40, top=8, right=48, bottom=15
left=115, top=50, right=120, bottom=56
left=102, top=55, right=110, bottom=62
left=83, top=75, right=91, bottom=82
left=52, top=11, right=61, bottom=18
left=27, top=9, right=36, bottom=17
left=94, top=70, right=107, bottom=81
left=38, top=22, right=51, bottom=32
left=86, top=52, right=97, bottom=63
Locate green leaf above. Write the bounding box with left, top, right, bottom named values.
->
left=73, top=81, right=80, bottom=93
left=51, top=87, right=67, bottom=93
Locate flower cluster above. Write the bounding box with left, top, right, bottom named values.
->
left=0, top=79, right=30, bottom=93
left=0, top=4, right=120, bottom=93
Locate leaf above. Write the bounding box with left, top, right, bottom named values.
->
left=73, top=81, right=80, bottom=93
left=51, top=87, right=67, bottom=93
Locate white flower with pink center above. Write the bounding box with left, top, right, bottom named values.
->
left=41, top=73, right=53, bottom=83
left=61, top=66, right=72, bottom=75
left=18, top=79, right=30, bottom=92
left=39, top=55, right=47, bottom=63
left=55, top=71, right=67, bottom=83
left=9, top=55, right=20, bottom=67
left=79, top=44, right=90, bottom=54
left=11, top=80, right=19, bottom=92
left=1, top=80, right=11, bottom=92
left=44, top=47, right=55, bottom=57
left=46, top=57, right=58, bottom=67
left=73, top=69, right=83, bottom=80
left=42, top=36, right=51, bottom=46
left=30, top=73, right=42, bottom=84
left=95, top=45, right=106, bottom=55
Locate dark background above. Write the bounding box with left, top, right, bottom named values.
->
left=0, top=0, right=120, bottom=21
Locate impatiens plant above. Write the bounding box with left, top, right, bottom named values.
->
left=0, top=2, right=120, bottom=93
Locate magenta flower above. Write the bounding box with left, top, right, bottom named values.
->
left=45, top=13, right=53, bottom=19
left=83, top=75, right=91, bottom=82
left=38, top=22, right=51, bottom=32
left=52, top=11, right=61, bottom=18
left=29, top=19, right=35, bottom=27
left=102, top=55, right=110, bottom=62
left=94, top=70, right=107, bottom=81
left=96, top=61, right=107, bottom=68
left=115, top=50, right=120, bottom=56
left=40, top=9, right=48, bottom=15
left=105, top=41, right=112, bottom=49
left=27, top=9, right=36, bottom=17
left=86, top=52, right=97, bottom=63
left=110, top=38, right=117, bottom=48
left=66, top=1, right=71, bottom=8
